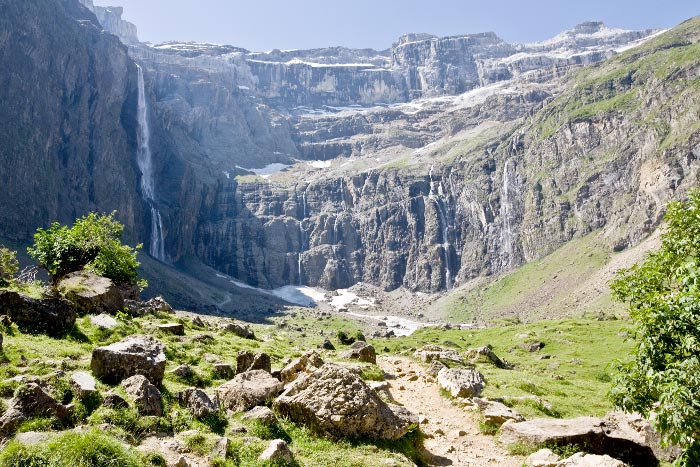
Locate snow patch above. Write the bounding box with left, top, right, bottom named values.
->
left=346, top=312, right=426, bottom=337
left=236, top=163, right=290, bottom=178
left=309, top=160, right=332, bottom=169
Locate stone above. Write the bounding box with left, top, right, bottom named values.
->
left=172, top=364, right=193, bottom=378
left=0, top=383, right=72, bottom=436
left=259, top=439, right=293, bottom=463
left=141, top=296, right=174, bottom=314
left=57, top=270, right=124, bottom=315
left=425, top=360, right=447, bottom=377
left=177, top=388, right=220, bottom=418
left=500, top=416, right=659, bottom=467
left=602, top=411, right=680, bottom=463
left=557, top=453, right=627, bottom=467
left=191, top=315, right=205, bottom=327
left=414, top=345, right=464, bottom=365
left=219, top=321, right=255, bottom=339
left=122, top=375, right=162, bottom=416
left=217, top=370, right=284, bottom=413
left=90, top=314, right=118, bottom=330
left=236, top=351, right=271, bottom=374
left=437, top=367, right=486, bottom=398
left=466, top=345, right=511, bottom=369
left=213, top=363, right=235, bottom=379
left=70, top=371, right=97, bottom=398
left=102, top=393, right=129, bottom=409
left=482, top=401, right=525, bottom=426
left=319, top=338, right=335, bottom=350
left=157, top=322, right=185, bottom=335
left=242, top=406, right=278, bottom=426
left=525, top=448, right=560, bottom=467
left=341, top=341, right=377, bottom=364
left=520, top=342, right=545, bottom=352
left=280, top=350, right=324, bottom=384
left=91, top=335, right=166, bottom=385
left=274, top=364, right=414, bottom=441
left=0, top=290, right=76, bottom=337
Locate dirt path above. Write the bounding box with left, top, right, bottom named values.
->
left=378, top=356, right=523, bottom=467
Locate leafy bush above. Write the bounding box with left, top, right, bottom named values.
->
left=0, top=246, right=18, bottom=286
left=610, top=189, right=700, bottom=466
left=28, top=212, right=144, bottom=286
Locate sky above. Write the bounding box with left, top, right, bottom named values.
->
left=93, top=0, right=699, bottom=52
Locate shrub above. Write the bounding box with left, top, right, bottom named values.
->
left=0, top=246, right=18, bottom=286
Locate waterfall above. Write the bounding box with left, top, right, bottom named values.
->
left=297, top=189, right=308, bottom=285
left=501, top=158, right=514, bottom=267
left=429, top=164, right=453, bottom=290
left=136, top=64, right=166, bottom=262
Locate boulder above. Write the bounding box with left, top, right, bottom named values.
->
left=526, top=448, right=560, bottom=467
left=122, top=375, right=162, bottom=416
left=414, top=345, right=463, bottom=365
left=340, top=341, right=376, bottom=364
left=141, top=296, right=174, bottom=314
left=259, top=439, right=293, bottom=463
left=466, top=345, right=511, bottom=369
left=236, top=351, right=271, bottom=374
left=280, top=351, right=324, bottom=384
left=557, top=453, right=626, bottom=466
left=437, top=367, right=486, bottom=398
left=91, top=335, right=166, bottom=385
left=213, top=363, right=235, bottom=379
left=70, top=371, right=97, bottom=398
left=0, top=383, right=72, bottom=436
left=172, top=364, right=193, bottom=379
left=520, top=342, right=545, bottom=352
left=500, top=416, right=659, bottom=466
left=90, top=314, right=118, bottom=330
left=242, top=406, right=278, bottom=426
left=0, top=290, right=76, bottom=337
left=482, top=401, right=525, bottom=426
left=602, top=411, right=680, bottom=463
left=319, top=338, right=335, bottom=350
left=219, top=321, right=255, bottom=339
left=157, top=323, right=185, bottom=336
left=57, top=270, right=124, bottom=315
left=426, top=360, right=447, bottom=377
left=191, top=316, right=205, bottom=328
left=102, top=393, right=129, bottom=409
left=217, top=370, right=284, bottom=413
left=177, top=388, right=220, bottom=419
left=274, top=363, right=414, bottom=441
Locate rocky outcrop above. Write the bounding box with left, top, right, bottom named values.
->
left=273, top=363, right=414, bottom=440
left=177, top=388, right=220, bottom=419
left=91, top=335, right=167, bottom=385
left=0, top=291, right=76, bottom=337
left=280, top=351, right=324, bottom=384
left=217, top=370, right=284, bottom=413
left=58, top=270, right=125, bottom=315
left=236, top=351, right=271, bottom=374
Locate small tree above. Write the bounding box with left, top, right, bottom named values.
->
left=28, top=212, right=144, bottom=286
left=610, top=189, right=700, bottom=465
left=0, top=246, right=18, bottom=286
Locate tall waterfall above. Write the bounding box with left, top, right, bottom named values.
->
left=298, top=190, right=308, bottom=285
left=136, top=64, right=166, bottom=262
left=501, top=158, right=514, bottom=268
left=429, top=164, right=453, bottom=290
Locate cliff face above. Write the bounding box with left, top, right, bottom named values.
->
left=0, top=0, right=145, bottom=243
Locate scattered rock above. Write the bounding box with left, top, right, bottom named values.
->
left=217, top=370, right=284, bottom=413
left=341, top=341, right=377, bottom=364
left=236, top=351, right=271, bottom=374
left=177, top=388, right=220, bottom=418
left=191, top=315, right=205, bottom=327
left=525, top=448, right=560, bottom=467
left=425, top=360, right=447, bottom=377
left=219, top=320, right=255, bottom=339
left=57, top=270, right=124, bottom=315
left=557, top=453, right=627, bottom=466
left=122, top=375, right=162, bottom=416
left=520, top=342, right=545, bottom=352
left=482, top=401, right=525, bottom=426
left=319, top=338, right=335, bottom=350
left=0, top=383, right=72, bottom=436
left=466, top=345, right=511, bottom=369
left=213, top=363, right=235, bottom=379
left=192, top=334, right=215, bottom=343
left=157, top=323, right=185, bottom=336
left=90, top=313, right=119, bottom=330
left=172, top=364, right=193, bottom=379
left=142, top=296, right=174, bottom=314
left=259, top=439, right=293, bottom=463
left=70, top=371, right=97, bottom=398
left=242, top=406, right=278, bottom=426
left=437, top=367, right=486, bottom=398
left=102, top=393, right=129, bottom=409
left=0, top=290, right=76, bottom=337
left=414, top=345, right=463, bottom=365
left=91, top=335, right=166, bottom=385
left=274, top=363, right=414, bottom=440
left=280, top=350, right=324, bottom=384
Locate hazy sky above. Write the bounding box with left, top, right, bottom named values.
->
left=93, top=0, right=699, bottom=51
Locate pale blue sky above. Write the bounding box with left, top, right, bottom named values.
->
left=93, top=0, right=699, bottom=51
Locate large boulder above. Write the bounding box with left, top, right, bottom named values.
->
left=70, top=371, right=97, bottom=398
left=500, top=416, right=659, bottom=466
left=0, top=383, right=72, bottom=437
left=236, top=351, right=271, bottom=374
left=259, top=439, right=294, bottom=463
left=0, top=290, right=76, bottom=337
left=280, top=351, right=324, bottom=384
left=437, top=367, right=486, bottom=398
left=482, top=400, right=525, bottom=426
left=91, top=335, right=166, bottom=385
left=219, top=320, right=255, bottom=339
left=414, top=345, right=464, bottom=365
left=242, top=406, right=278, bottom=426
left=466, top=345, right=511, bottom=369
left=274, top=363, right=414, bottom=441
left=177, top=388, right=220, bottom=419
left=122, top=375, right=162, bottom=416
left=340, top=341, right=376, bottom=364
left=217, top=370, right=284, bottom=413
left=602, top=411, right=680, bottom=463
left=58, top=270, right=124, bottom=315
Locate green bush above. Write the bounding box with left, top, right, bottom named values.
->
left=0, top=246, right=18, bottom=286
left=27, top=212, right=144, bottom=286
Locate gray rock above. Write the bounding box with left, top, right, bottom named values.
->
left=0, top=383, right=72, bottom=436
left=219, top=321, right=255, bottom=339
left=319, top=338, right=335, bottom=350
left=414, top=345, right=464, bottom=365
left=177, top=388, right=220, bottom=418
left=525, top=448, right=560, bottom=467
left=274, top=363, right=414, bottom=440
left=191, top=316, right=205, bottom=328
left=0, top=290, right=76, bottom=337
left=172, top=364, right=193, bottom=378
left=602, top=411, right=680, bottom=463
left=213, top=363, right=235, bottom=379
left=520, top=342, right=545, bottom=352
left=437, top=367, right=486, bottom=398
left=426, top=360, right=447, bottom=377
left=341, top=341, right=377, bottom=364
left=557, top=453, right=627, bottom=467
left=217, top=370, right=284, bottom=413
left=90, top=314, right=118, bottom=330
left=236, top=351, right=271, bottom=374
left=466, top=345, right=511, bottom=369
left=91, top=335, right=166, bottom=385
left=157, top=322, right=185, bottom=335
left=280, top=351, right=324, bottom=384
left=242, top=406, right=278, bottom=426
left=141, top=296, right=174, bottom=314
left=259, top=439, right=293, bottom=463
left=70, top=371, right=97, bottom=398
left=58, top=270, right=124, bottom=315
left=482, top=401, right=525, bottom=426
left=102, top=393, right=129, bottom=409
left=122, top=375, right=162, bottom=416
